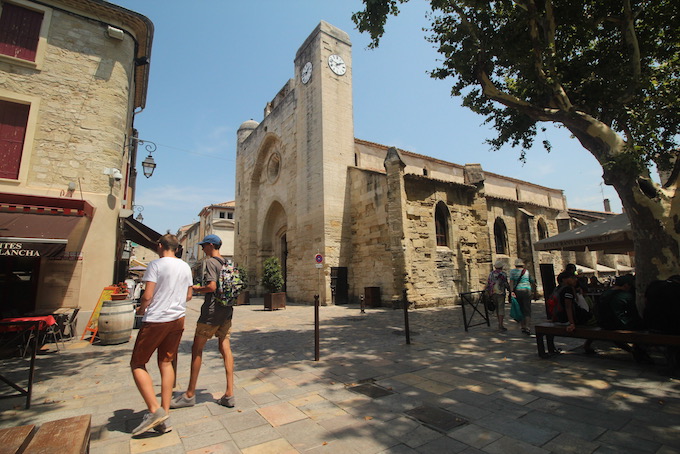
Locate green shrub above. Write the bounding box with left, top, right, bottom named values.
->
left=261, top=257, right=284, bottom=293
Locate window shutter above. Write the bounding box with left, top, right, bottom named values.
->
left=0, top=3, right=43, bottom=62
left=0, top=100, right=30, bottom=180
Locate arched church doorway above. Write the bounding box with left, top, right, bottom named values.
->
left=261, top=201, right=287, bottom=291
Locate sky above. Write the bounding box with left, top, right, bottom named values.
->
left=112, top=0, right=623, bottom=234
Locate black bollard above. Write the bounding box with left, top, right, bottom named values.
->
left=314, top=294, right=320, bottom=361
left=360, top=294, right=365, bottom=313
left=402, top=289, right=411, bottom=345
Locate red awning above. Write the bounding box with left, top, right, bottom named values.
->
left=0, top=193, right=94, bottom=258
left=0, top=212, right=84, bottom=258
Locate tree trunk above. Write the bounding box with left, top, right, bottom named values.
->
left=565, top=117, right=680, bottom=311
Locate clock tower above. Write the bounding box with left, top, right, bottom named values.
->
left=235, top=21, right=355, bottom=304
left=292, top=21, right=355, bottom=303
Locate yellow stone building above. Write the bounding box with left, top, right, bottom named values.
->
left=0, top=0, right=154, bottom=322
left=235, top=22, right=576, bottom=307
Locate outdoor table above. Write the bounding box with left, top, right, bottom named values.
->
left=0, top=316, right=56, bottom=409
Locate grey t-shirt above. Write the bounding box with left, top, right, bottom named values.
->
left=197, top=257, right=233, bottom=326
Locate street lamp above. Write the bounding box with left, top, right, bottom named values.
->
left=134, top=205, right=144, bottom=222
left=130, top=137, right=158, bottom=178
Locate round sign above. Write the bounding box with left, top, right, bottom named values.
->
left=315, top=254, right=323, bottom=263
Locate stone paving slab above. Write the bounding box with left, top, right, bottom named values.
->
left=1, top=298, right=679, bottom=453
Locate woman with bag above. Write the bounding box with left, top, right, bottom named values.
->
left=509, top=259, right=535, bottom=335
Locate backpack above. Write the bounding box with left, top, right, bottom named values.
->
left=546, top=287, right=563, bottom=321
left=213, top=258, right=245, bottom=306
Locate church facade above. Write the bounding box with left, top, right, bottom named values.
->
left=235, top=22, right=568, bottom=307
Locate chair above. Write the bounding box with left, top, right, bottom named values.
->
left=41, top=322, right=65, bottom=351
left=64, top=308, right=80, bottom=340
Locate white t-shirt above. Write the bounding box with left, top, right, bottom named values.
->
left=142, top=256, right=193, bottom=323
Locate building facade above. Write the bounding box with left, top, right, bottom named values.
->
left=235, top=22, right=574, bottom=307
left=0, top=0, right=153, bottom=318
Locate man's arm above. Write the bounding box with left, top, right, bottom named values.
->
left=192, top=280, right=216, bottom=294
left=136, top=281, right=156, bottom=315
left=186, top=285, right=193, bottom=302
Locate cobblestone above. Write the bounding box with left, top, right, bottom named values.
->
left=0, top=298, right=679, bottom=453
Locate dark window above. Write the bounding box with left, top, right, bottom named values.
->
left=423, top=168, right=428, bottom=176
left=537, top=218, right=549, bottom=240
left=227, top=212, right=233, bottom=219
left=0, top=2, right=43, bottom=62
left=435, top=202, right=449, bottom=247
left=219, top=212, right=225, bottom=219
left=494, top=218, right=508, bottom=255
left=0, top=99, right=30, bottom=179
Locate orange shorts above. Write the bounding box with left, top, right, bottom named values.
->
left=130, top=317, right=184, bottom=368
left=195, top=320, right=232, bottom=339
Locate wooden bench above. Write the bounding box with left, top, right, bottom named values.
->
left=535, top=322, right=680, bottom=358
left=0, top=414, right=91, bottom=454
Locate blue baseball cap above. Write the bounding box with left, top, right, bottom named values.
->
left=198, top=234, right=222, bottom=247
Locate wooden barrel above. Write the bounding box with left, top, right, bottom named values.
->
left=98, top=300, right=135, bottom=345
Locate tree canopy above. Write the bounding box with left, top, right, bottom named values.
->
left=353, top=0, right=680, bottom=286
left=354, top=0, right=679, bottom=179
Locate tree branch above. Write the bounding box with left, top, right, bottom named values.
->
left=619, top=0, right=642, bottom=104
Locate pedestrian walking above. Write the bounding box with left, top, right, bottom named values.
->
left=486, top=260, right=511, bottom=332
left=509, top=258, right=535, bottom=335
left=171, top=234, right=237, bottom=409
left=130, top=233, right=193, bottom=436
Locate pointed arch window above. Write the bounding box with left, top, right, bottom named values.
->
left=537, top=218, right=549, bottom=240
left=435, top=202, right=449, bottom=247
left=494, top=217, right=508, bottom=255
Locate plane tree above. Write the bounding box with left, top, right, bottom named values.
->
left=353, top=0, right=679, bottom=295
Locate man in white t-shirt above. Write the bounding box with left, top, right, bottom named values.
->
left=130, top=233, right=193, bottom=436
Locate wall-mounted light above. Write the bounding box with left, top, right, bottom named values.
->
left=129, top=137, right=158, bottom=178
left=134, top=205, right=144, bottom=222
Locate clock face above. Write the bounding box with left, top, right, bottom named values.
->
left=301, top=62, right=312, bottom=84
left=328, top=54, right=346, bottom=76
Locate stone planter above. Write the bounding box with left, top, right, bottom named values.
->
left=237, top=291, right=250, bottom=305
left=264, top=292, right=286, bottom=310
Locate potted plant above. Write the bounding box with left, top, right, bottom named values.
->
left=262, top=257, right=285, bottom=310
left=235, top=265, right=250, bottom=305
left=111, top=282, right=130, bottom=300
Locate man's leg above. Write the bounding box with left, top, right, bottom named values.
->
left=130, top=324, right=161, bottom=413
left=158, top=360, right=175, bottom=413
left=157, top=319, right=184, bottom=413
left=186, top=335, right=208, bottom=398
left=218, top=335, right=234, bottom=398
left=132, top=366, right=160, bottom=413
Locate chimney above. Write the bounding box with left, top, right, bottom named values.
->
left=603, top=198, right=611, bottom=212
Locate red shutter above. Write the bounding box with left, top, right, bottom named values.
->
left=0, top=100, right=30, bottom=180
left=0, top=2, right=43, bottom=62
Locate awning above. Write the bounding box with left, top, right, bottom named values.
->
left=122, top=215, right=161, bottom=250
left=617, top=264, right=635, bottom=273
left=534, top=213, right=632, bottom=253
left=596, top=264, right=617, bottom=274
left=575, top=264, right=597, bottom=275
left=0, top=212, right=84, bottom=258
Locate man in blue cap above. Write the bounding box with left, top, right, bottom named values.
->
left=171, top=234, right=236, bottom=409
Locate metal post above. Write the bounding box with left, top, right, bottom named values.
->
left=360, top=294, right=365, bottom=313
left=402, top=289, right=411, bottom=345
left=314, top=294, right=320, bottom=361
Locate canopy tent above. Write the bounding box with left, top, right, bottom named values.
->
left=596, top=264, right=617, bottom=274
left=575, top=264, right=596, bottom=275
left=534, top=213, right=633, bottom=254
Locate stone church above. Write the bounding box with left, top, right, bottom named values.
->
left=234, top=21, right=569, bottom=307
